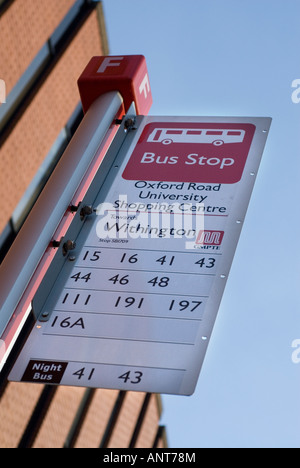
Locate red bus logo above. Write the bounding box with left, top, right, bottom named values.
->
left=147, top=127, right=245, bottom=146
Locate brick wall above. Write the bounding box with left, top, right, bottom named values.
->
left=0, top=0, right=166, bottom=448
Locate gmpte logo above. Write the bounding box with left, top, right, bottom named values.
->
left=0, top=79, right=6, bottom=104
left=196, top=229, right=224, bottom=249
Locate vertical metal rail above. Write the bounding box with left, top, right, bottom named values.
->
left=99, top=391, right=127, bottom=448
left=18, top=385, right=57, bottom=448
left=129, top=393, right=152, bottom=448
left=0, top=0, right=15, bottom=17
left=152, top=425, right=167, bottom=449
left=63, top=388, right=96, bottom=448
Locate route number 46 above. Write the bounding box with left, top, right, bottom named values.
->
left=118, top=370, right=143, bottom=384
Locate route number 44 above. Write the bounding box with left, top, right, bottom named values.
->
left=118, top=370, right=143, bottom=384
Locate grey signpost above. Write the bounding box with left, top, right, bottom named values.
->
left=0, top=55, right=152, bottom=371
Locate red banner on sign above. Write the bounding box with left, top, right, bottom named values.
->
left=122, top=122, right=255, bottom=183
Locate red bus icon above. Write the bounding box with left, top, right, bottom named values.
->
left=147, top=128, right=245, bottom=146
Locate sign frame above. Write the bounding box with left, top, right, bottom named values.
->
left=9, top=115, right=271, bottom=395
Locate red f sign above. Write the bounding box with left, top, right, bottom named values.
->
left=122, top=121, right=255, bottom=183
left=78, top=55, right=152, bottom=115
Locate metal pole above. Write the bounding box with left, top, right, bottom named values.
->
left=0, top=91, right=123, bottom=335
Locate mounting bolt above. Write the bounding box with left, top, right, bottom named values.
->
left=80, top=205, right=93, bottom=220
left=124, top=117, right=136, bottom=132
left=62, top=239, right=76, bottom=256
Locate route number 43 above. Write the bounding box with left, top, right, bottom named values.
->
left=118, top=370, right=143, bottom=384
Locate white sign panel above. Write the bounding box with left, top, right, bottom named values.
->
left=9, top=116, right=271, bottom=395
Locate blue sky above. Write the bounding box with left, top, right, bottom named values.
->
left=102, top=0, right=300, bottom=448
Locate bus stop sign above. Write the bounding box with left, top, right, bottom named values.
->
left=9, top=115, right=271, bottom=395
